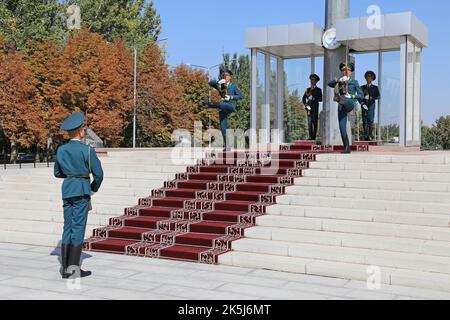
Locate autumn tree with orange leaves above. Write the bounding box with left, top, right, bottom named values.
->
left=171, top=65, right=219, bottom=133
left=0, top=35, right=41, bottom=162
left=58, top=28, right=133, bottom=147
left=135, top=44, right=194, bottom=147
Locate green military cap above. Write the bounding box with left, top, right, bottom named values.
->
left=340, top=62, right=355, bottom=72
left=364, top=70, right=377, bottom=81
left=309, top=74, right=320, bottom=82
left=61, top=112, right=85, bottom=131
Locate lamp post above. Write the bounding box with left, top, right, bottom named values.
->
left=186, top=63, right=222, bottom=80
left=132, top=38, right=169, bottom=149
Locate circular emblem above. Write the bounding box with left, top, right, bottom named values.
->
left=322, top=28, right=341, bottom=50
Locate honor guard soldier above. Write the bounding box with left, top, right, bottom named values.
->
left=54, top=112, right=104, bottom=279
left=328, top=62, right=364, bottom=153
left=204, top=69, right=242, bottom=151
left=302, top=74, right=323, bottom=141
left=360, top=71, right=380, bottom=141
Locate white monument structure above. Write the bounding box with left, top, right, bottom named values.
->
left=246, top=0, right=428, bottom=148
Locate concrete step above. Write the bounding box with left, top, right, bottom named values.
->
left=242, top=226, right=450, bottom=258
left=0, top=183, right=151, bottom=197
left=284, top=185, right=450, bottom=204
left=252, top=214, right=450, bottom=242
left=231, top=238, right=450, bottom=275
left=0, top=230, right=62, bottom=247
left=266, top=204, right=450, bottom=228
left=302, top=169, right=450, bottom=182
left=316, top=153, right=450, bottom=165
left=276, top=194, right=450, bottom=215
left=309, top=161, right=450, bottom=173
left=219, top=252, right=450, bottom=292
left=294, top=177, right=450, bottom=192
left=0, top=209, right=112, bottom=226
left=0, top=219, right=100, bottom=237
left=0, top=199, right=132, bottom=215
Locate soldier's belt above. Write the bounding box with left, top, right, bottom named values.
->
left=66, top=174, right=90, bottom=179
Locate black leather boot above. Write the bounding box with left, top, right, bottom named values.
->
left=60, top=244, right=71, bottom=279
left=342, top=135, right=351, bottom=154
left=66, top=244, right=91, bottom=278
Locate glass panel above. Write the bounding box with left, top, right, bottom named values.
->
left=352, top=52, right=379, bottom=142
left=380, top=51, right=401, bottom=144
left=269, top=56, right=278, bottom=132
left=256, top=52, right=266, bottom=143
left=283, top=58, right=311, bottom=143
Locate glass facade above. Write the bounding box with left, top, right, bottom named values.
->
left=381, top=51, right=401, bottom=144
left=251, top=42, right=422, bottom=147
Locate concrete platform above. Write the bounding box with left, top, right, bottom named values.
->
left=1, top=243, right=450, bottom=300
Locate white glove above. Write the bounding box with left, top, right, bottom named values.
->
left=218, top=79, right=226, bottom=85
left=362, top=105, right=369, bottom=111
left=306, top=106, right=312, bottom=111
left=225, top=95, right=231, bottom=101
left=339, top=76, right=349, bottom=83
left=365, top=95, right=370, bottom=100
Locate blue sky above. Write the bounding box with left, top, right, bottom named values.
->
left=153, top=0, right=449, bottom=124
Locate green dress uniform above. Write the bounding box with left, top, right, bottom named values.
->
left=205, top=70, right=242, bottom=150
left=360, top=71, right=380, bottom=141
left=328, top=63, right=364, bottom=153
left=54, top=112, right=104, bottom=279
left=302, top=74, right=323, bottom=141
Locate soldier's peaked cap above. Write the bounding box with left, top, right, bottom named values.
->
left=340, top=62, right=355, bottom=72
left=310, top=74, right=320, bottom=82
left=365, top=70, right=377, bottom=81
left=61, top=112, right=85, bottom=131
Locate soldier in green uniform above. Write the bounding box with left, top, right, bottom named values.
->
left=360, top=71, right=380, bottom=141
left=328, top=62, right=364, bottom=153
left=302, top=74, right=323, bottom=141
left=54, top=112, right=104, bottom=279
left=204, top=69, right=242, bottom=151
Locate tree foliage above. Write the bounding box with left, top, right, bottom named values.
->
left=0, top=0, right=65, bottom=50
left=63, top=0, right=161, bottom=49
left=422, top=116, right=450, bottom=150
left=171, top=64, right=219, bottom=132
left=135, top=43, right=190, bottom=147
left=0, top=35, right=41, bottom=159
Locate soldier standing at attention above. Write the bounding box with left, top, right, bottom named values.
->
left=204, top=69, right=242, bottom=151
left=328, top=62, right=364, bottom=154
left=360, top=71, right=380, bottom=141
left=302, top=74, right=323, bottom=141
left=54, top=112, right=104, bottom=279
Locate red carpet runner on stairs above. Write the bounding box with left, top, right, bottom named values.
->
left=83, top=142, right=369, bottom=264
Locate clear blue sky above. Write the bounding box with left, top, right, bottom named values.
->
left=153, top=0, right=449, bottom=124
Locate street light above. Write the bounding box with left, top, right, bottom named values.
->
left=133, top=38, right=169, bottom=149
left=186, top=63, right=222, bottom=80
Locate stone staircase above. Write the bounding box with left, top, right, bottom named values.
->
left=219, top=152, right=450, bottom=292
left=0, top=149, right=198, bottom=247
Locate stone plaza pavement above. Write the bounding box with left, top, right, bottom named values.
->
left=1, top=243, right=450, bottom=300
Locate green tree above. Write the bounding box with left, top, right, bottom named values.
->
left=284, top=89, right=308, bottom=142
left=422, top=116, right=450, bottom=150
left=0, top=0, right=65, bottom=50
left=63, top=0, right=161, bottom=49
left=220, top=53, right=251, bottom=132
